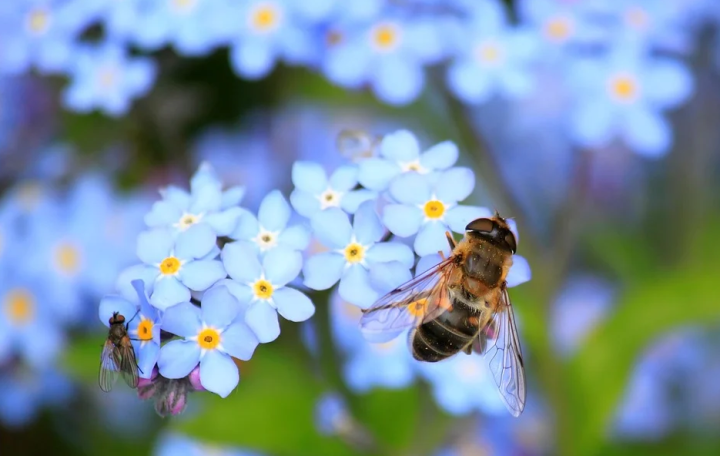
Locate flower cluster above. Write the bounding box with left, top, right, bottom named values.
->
left=0, top=0, right=709, bottom=155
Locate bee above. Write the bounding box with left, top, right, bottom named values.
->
left=360, top=212, right=526, bottom=416
left=99, top=311, right=140, bottom=392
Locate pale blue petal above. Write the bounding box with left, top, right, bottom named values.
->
left=357, top=158, right=401, bottom=191
left=417, top=253, right=445, bottom=276
left=200, top=285, right=240, bottom=328
left=339, top=265, right=379, bottom=309
left=389, top=173, right=431, bottom=205
left=221, top=321, right=258, bottom=360
left=222, top=279, right=254, bottom=307
left=373, top=58, right=424, bottom=105
left=329, top=165, right=359, bottom=192
left=507, top=255, right=532, bottom=288
left=159, top=186, right=191, bottom=210
left=190, top=162, right=220, bottom=192
left=200, top=351, right=238, bottom=398
left=447, top=60, right=493, bottom=104
left=246, top=303, right=280, bottom=343
left=230, top=38, right=274, bottom=80
left=434, top=168, right=475, bottom=203
left=98, top=295, right=137, bottom=327
left=158, top=340, right=200, bottom=379
left=231, top=212, right=259, bottom=241
left=382, top=204, right=423, bottom=237
left=221, top=185, right=245, bottom=209
left=290, top=190, right=320, bottom=218
left=445, top=205, right=493, bottom=233
left=258, top=190, right=290, bottom=231
left=263, top=247, right=302, bottom=286
left=278, top=224, right=311, bottom=250
left=161, top=301, right=201, bottom=337
left=292, top=161, right=328, bottom=194
left=116, top=265, right=158, bottom=303
left=310, top=208, right=352, bottom=249
left=644, top=59, right=693, bottom=109
left=22, top=324, right=64, bottom=369
left=222, top=242, right=262, bottom=282
left=189, top=183, right=223, bottom=214
left=380, top=130, right=421, bottom=162
left=341, top=189, right=378, bottom=214
left=178, top=260, right=226, bottom=291
left=414, top=222, right=449, bottom=257
left=144, top=201, right=182, bottom=227
left=204, top=207, right=243, bottom=236
left=175, top=223, right=216, bottom=259
left=137, top=343, right=160, bottom=379
left=150, top=276, right=191, bottom=311
left=137, top=229, right=173, bottom=265
left=353, top=200, right=384, bottom=245
left=420, top=141, right=458, bottom=171
left=571, top=101, right=616, bottom=147
left=368, top=261, right=413, bottom=295
left=622, top=107, right=671, bottom=158
left=303, top=252, right=345, bottom=290
left=366, top=242, right=415, bottom=268
left=274, top=287, right=315, bottom=322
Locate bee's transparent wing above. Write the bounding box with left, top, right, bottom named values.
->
left=480, top=284, right=526, bottom=417
left=99, top=340, right=120, bottom=392
left=360, top=257, right=455, bottom=343
left=119, top=342, right=140, bottom=389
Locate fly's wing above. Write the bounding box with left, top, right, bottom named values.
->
left=118, top=339, right=140, bottom=389
left=479, top=284, right=526, bottom=417
left=359, top=256, right=455, bottom=343
left=99, top=340, right=120, bottom=392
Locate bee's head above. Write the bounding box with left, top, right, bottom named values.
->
left=109, top=312, right=125, bottom=325
left=465, top=214, right=517, bottom=253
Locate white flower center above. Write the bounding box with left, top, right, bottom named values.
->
left=170, top=0, right=198, bottom=14
left=25, top=8, right=51, bottom=35
left=175, top=212, right=203, bottom=231
left=317, top=188, right=343, bottom=210
left=399, top=159, right=428, bottom=174
left=248, top=1, right=283, bottom=34
left=253, top=228, right=280, bottom=252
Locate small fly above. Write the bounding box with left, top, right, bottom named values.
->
left=99, top=311, right=140, bottom=392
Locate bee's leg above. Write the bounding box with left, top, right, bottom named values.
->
left=445, top=231, right=456, bottom=250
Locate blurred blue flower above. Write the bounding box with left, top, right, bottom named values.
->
left=0, top=365, right=73, bottom=428
left=446, top=0, right=538, bottom=104
left=154, top=432, right=264, bottom=456
left=99, top=279, right=161, bottom=379
left=226, top=0, right=315, bottom=79
left=145, top=162, right=245, bottom=238
left=568, top=48, right=693, bottom=157
left=304, top=202, right=413, bottom=308
left=290, top=161, right=376, bottom=219
left=315, top=392, right=351, bottom=436
left=230, top=190, right=310, bottom=254
left=520, top=0, right=602, bottom=52
left=222, top=243, right=314, bottom=343
left=126, top=225, right=226, bottom=310
left=357, top=130, right=459, bottom=191
left=157, top=284, right=259, bottom=398
left=61, top=42, right=156, bottom=116
left=382, top=169, right=490, bottom=256
left=321, top=14, right=445, bottom=104
left=0, top=0, right=96, bottom=75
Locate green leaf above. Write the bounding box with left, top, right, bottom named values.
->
left=62, top=334, right=107, bottom=384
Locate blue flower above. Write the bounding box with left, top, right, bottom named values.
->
left=357, top=130, right=459, bottom=191
left=145, top=162, right=245, bottom=238
left=61, top=42, right=156, bottom=117
left=0, top=365, right=73, bottom=429
left=99, top=279, right=161, bottom=379
left=157, top=284, right=259, bottom=398
left=222, top=243, right=315, bottom=343
left=124, top=225, right=226, bottom=310
left=314, top=392, right=351, bottom=436
left=381, top=169, right=490, bottom=256
left=568, top=47, right=693, bottom=157
left=446, top=0, right=538, bottom=104
left=154, top=432, right=265, bottom=456
left=290, top=161, right=376, bottom=219
left=226, top=0, right=315, bottom=79
left=303, top=202, right=413, bottom=308
left=230, top=190, right=310, bottom=254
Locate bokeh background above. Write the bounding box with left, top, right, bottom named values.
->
left=1, top=0, right=720, bottom=455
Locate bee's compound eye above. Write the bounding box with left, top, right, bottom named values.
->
left=466, top=218, right=494, bottom=232
left=504, top=233, right=517, bottom=253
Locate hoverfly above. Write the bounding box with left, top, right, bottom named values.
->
left=99, top=311, right=140, bottom=392
left=360, top=213, right=526, bottom=416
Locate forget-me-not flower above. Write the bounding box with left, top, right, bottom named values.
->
left=230, top=190, right=310, bottom=254
left=157, top=284, right=259, bottom=398
left=222, top=243, right=315, bottom=343
left=155, top=432, right=265, bottom=456
left=357, top=130, right=458, bottom=191
left=303, top=202, right=414, bottom=308
left=126, top=225, right=226, bottom=310
left=0, top=366, right=73, bottom=429
left=382, top=169, right=491, bottom=256
left=290, top=162, right=376, bottom=219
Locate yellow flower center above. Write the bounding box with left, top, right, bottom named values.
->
left=407, top=298, right=427, bottom=317
left=253, top=279, right=274, bottom=300
left=250, top=2, right=281, bottom=32
left=318, top=188, right=342, bottom=210
left=198, top=328, right=221, bottom=350
left=371, top=23, right=400, bottom=52
left=171, top=0, right=197, bottom=13
left=423, top=200, right=445, bottom=219
left=54, top=242, right=81, bottom=276
left=159, top=256, right=181, bottom=275
left=4, top=289, right=34, bottom=326
left=625, top=6, right=648, bottom=29
left=475, top=42, right=502, bottom=65
left=609, top=74, right=639, bottom=102
left=26, top=9, right=50, bottom=35
left=137, top=319, right=154, bottom=341
left=343, top=242, right=365, bottom=264
left=544, top=16, right=573, bottom=42
left=326, top=29, right=343, bottom=46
